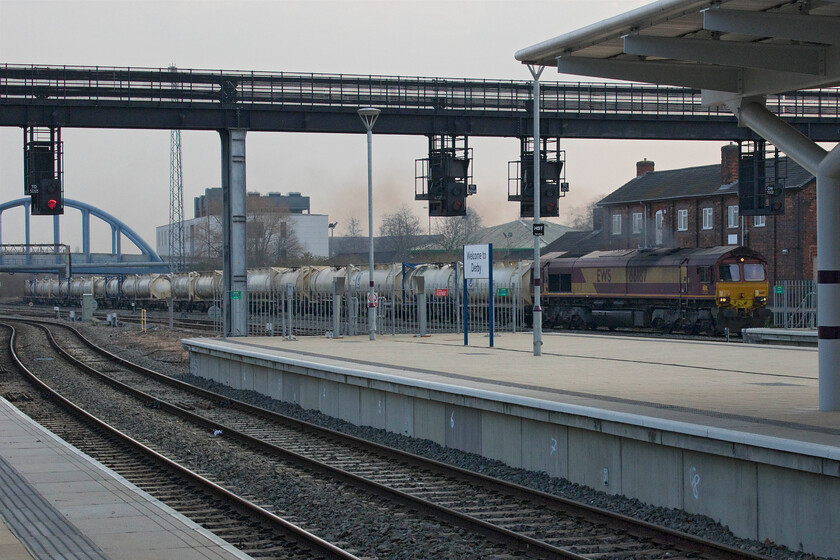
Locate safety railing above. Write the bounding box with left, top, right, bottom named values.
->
left=211, top=277, right=526, bottom=338
left=773, top=280, right=817, bottom=329
left=3, top=64, right=840, bottom=120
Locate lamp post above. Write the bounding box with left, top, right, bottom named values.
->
left=358, top=107, right=380, bottom=341
left=528, top=64, right=544, bottom=357
left=422, top=206, right=431, bottom=235
left=328, top=221, right=337, bottom=263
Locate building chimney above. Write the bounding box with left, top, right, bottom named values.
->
left=721, top=143, right=740, bottom=185
left=636, top=159, right=654, bottom=176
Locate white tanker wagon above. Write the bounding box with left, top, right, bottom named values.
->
left=22, top=260, right=534, bottom=328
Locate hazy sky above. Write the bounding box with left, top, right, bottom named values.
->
left=0, top=0, right=728, bottom=254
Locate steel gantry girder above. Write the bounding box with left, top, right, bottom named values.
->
left=2, top=64, right=840, bottom=141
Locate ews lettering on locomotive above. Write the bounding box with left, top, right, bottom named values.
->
left=628, top=268, right=648, bottom=283
left=596, top=269, right=612, bottom=283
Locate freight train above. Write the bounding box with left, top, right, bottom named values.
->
left=23, top=246, right=769, bottom=334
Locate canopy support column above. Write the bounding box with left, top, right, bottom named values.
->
left=731, top=99, right=840, bottom=410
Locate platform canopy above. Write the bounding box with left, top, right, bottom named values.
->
left=515, top=0, right=840, bottom=107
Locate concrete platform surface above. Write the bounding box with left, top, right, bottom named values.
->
left=200, top=331, right=839, bottom=451
left=0, top=396, right=252, bottom=560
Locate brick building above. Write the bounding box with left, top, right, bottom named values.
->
left=592, top=145, right=816, bottom=285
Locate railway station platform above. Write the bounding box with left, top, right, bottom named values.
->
left=0, top=397, right=251, bottom=560
left=184, top=331, right=839, bottom=559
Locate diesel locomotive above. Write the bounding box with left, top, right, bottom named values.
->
left=537, top=246, right=770, bottom=334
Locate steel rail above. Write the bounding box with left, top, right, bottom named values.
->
left=28, top=320, right=586, bottom=559
left=32, top=317, right=775, bottom=560
left=1, top=321, right=362, bottom=560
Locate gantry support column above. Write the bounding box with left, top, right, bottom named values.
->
left=220, top=129, right=248, bottom=337
left=732, top=100, right=840, bottom=410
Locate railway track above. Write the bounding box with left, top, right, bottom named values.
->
left=0, top=321, right=361, bottom=560
left=6, top=317, right=777, bottom=560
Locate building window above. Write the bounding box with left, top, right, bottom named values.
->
left=727, top=205, right=739, bottom=228
left=702, top=207, right=713, bottom=230
left=677, top=209, right=688, bottom=231
left=754, top=215, right=766, bottom=227
left=611, top=214, right=622, bottom=235
left=655, top=210, right=664, bottom=246
left=632, top=212, right=643, bottom=234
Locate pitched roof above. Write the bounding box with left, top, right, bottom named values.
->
left=598, top=156, right=814, bottom=206
left=473, top=219, right=572, bottom=249
left=541, top=229, right=603, bottom=255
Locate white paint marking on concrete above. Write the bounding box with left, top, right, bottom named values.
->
left=690, top=467, right=701, bottom=500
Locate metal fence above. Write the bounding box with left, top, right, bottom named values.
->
left=773, top=280, right=816, bottom=329
left=212, top=274, right=527, bottom=338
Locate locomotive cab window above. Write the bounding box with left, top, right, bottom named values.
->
left=698, top=266, right=711, bottom=283
left=719, top=263, right=740, bottom=282
left=548, top=273, right=572, bottom=292
left=560, top=273, right=572, bottom=292
left=744, top=263, right=766, bottom=281
left=548, top=274, right=560, bottom=292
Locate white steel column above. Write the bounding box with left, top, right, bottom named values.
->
left=529, top=64, right=544, bottom=357
left=358, top=108, right=380, bottom=341
left=816, top=148, right=840, bottom=410
left=220, top=128, right=248, bottom=337
left=732, top=100, right=840, bottom=410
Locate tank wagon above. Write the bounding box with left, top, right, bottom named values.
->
left=538, top=246, right=769, bottom=334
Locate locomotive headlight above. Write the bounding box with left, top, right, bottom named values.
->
left=718, top=295, right=730, bottom=305
left=755, top=296, right=767, bottom=305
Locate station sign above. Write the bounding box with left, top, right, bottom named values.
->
left=230, top=290, right=242, bottom=300
left=497, top=287, right=509, bottom=297
left=775, top=285, right=784, bottom=294
left=463, top=244, right=490, bottom=279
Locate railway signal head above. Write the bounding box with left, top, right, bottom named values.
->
left=32, top=178, right=63, bottom=216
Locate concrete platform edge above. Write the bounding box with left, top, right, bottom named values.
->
left=183, top=338, right=840, bottom=462
left=1, top=396, right=252, bottom=560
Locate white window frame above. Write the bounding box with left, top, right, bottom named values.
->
left=702, top=207, right=713, bottom=230
left=677, top=209, right=688, bottom=231
left=632, top=212, right=643, bottom=234
left=753, top=215, right=766, bottom=228
left=611, top=214, right=622, bottom=235
left=727, top=205, right=739, bottom=229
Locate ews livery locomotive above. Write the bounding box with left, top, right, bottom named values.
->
left=538, top=246, right=769, bottom=334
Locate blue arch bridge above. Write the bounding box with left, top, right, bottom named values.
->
left=0, top=198, right=167, bottom=275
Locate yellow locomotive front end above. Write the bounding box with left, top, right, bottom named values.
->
left=715, top=255, right=770, bottom=333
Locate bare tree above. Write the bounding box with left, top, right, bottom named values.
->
left=341, top=216, right=365, bottom=254
left=345, top=216, right=362, bottom=237
left=565, top=197, right=599, bottom=230
left=190, top=196, right=302, bottom=269
left=379, top=204, right=423, bottom=260
left=434, top=207, right=483, bottom=253
left=246, top=197, right=302, bottom=266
